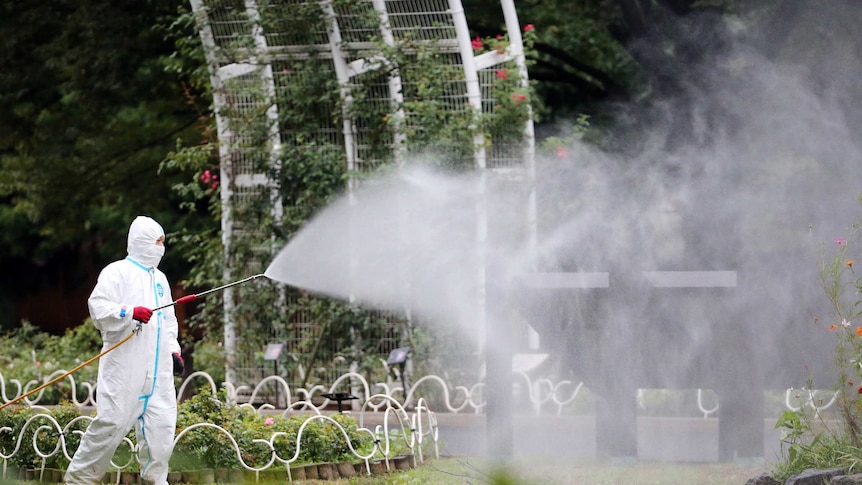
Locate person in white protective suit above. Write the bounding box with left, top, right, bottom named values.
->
left=66, top=216, right=184, bottom=485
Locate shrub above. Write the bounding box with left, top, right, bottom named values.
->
left=0, top=321, right=101, bottom=405
left=272, top=412, right=370, bottom=464
left=188, top=338, right=225, bottom=385
left=773, top=213, right=862, bottom=480
left=0, top=401, right=83, bottom=469
left=173, top=387, right=373, bottom=470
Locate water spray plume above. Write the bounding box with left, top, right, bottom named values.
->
left=262, top=166, right=490, bottom=341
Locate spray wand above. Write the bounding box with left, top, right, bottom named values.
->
left=152, top=273, right=266, bottom=311
left=0, top=273, right=267, bottom=411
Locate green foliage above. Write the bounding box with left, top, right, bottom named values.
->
left=0, top=321, right=101, bottom=404
left=465, top=0, right=641, bottom=120
left=175, top=388, right=264, bottom=470
left=173, top=387, right=373, bottom=470
left=0, top=0, right=215, bottom=336
left=276, top=413, right=368, bottom=464
left=0, top=390, right=375, bottom=473
left=816, top=223, right=862, bottom=438
left=191, top=339, right=227, bottom=385
left=164, top=0, right=544, bottom=388
left=772, top=210, right=862, bottom=479
left=771, top=427, right=861, bottom=482
left=0, top=0, right=204, bottom=254
left=0, top=401, right=83, bottom=469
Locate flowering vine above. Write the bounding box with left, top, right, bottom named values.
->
left=815, top=224, right=862, bottom=440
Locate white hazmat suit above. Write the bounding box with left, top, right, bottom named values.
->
left=65, top=216, right=181, bottom=485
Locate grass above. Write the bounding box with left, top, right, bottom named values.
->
left=287, top=456, right=771, bottom=484
left=0, top=457, right=772, bottom=485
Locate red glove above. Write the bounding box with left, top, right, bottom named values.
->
left=132, top=306, right=153, bottom=323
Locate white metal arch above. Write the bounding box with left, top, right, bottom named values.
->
left=190, top=0, right=537, bottom=387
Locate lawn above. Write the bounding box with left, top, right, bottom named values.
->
left=0, top=457, right=772, bottom=484
left=290, top=456, right=772, bottom=484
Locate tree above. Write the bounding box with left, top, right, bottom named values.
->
left=0, top=0, right=211, bottom=331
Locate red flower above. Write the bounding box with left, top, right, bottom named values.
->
left=556, top=146, right=569, bottom=158
left=524, top=24, right=535, bottom=32
left=495, top=69, right=508, bottom=80
left=510, top=93, right=527, bottom=104
left=857, top=385, right=862, bottom=394
left=471, top=37, right=482, bottom=50
left=200, top=169, right=219, bottom=190
left=496, top=34, right=502, bottom=40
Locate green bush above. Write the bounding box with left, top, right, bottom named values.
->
left=273, top=412, right=369, bottom=464
left=173, top=387, right=374, bottom=470
left=188, top=338, right=225, bottom=385
left=0, top=401, right=83, bottom=469
left=0, top=321, right=101, bottom=405
left=1, top=386, right=379, bottom=474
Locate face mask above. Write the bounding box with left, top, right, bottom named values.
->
left=127, top=216, right=167, bottom=268
left=138, top=243, right=166, bottom=268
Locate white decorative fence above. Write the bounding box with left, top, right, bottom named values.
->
left=0, top=366, right=842, bottom=481
left=0, top=371, right=440, bottom=482
left=1, top=367, right=838, bottom=415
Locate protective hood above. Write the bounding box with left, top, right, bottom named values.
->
left=127, top=216, right=165, bottom=268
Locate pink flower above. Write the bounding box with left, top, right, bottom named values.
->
left=496, top=34, right=502, bottom=40
left=510, top=93, right=527, bottom=104
left=836, top=237, right=847, bottom=246
left=265, top=417, right=274, bottom=426
left=495, top=69, right=508, bottom=80
left=524, top=24, right=535, bottom=33
left=471, top=37, right=482, bottom=50
left=201, top=169, right=219, bottom=190
left=556, top=146, right=569, bottom=158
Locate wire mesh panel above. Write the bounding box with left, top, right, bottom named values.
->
left=385, top=0, right=459, bottom=41
left=478, top=66, right=528, bottom=169
left=261, top=0, right=331, bottom=48
left=331, top=0, right=379, bottom=46
left=205, top=0, right=255, bottom=49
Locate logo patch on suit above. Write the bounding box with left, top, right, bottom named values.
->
left=156, top=283, right=165, bottom=298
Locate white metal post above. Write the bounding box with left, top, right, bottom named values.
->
left=371, top=0, right=408, bottom=166
left=188, top=0, right=240, bottom=385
